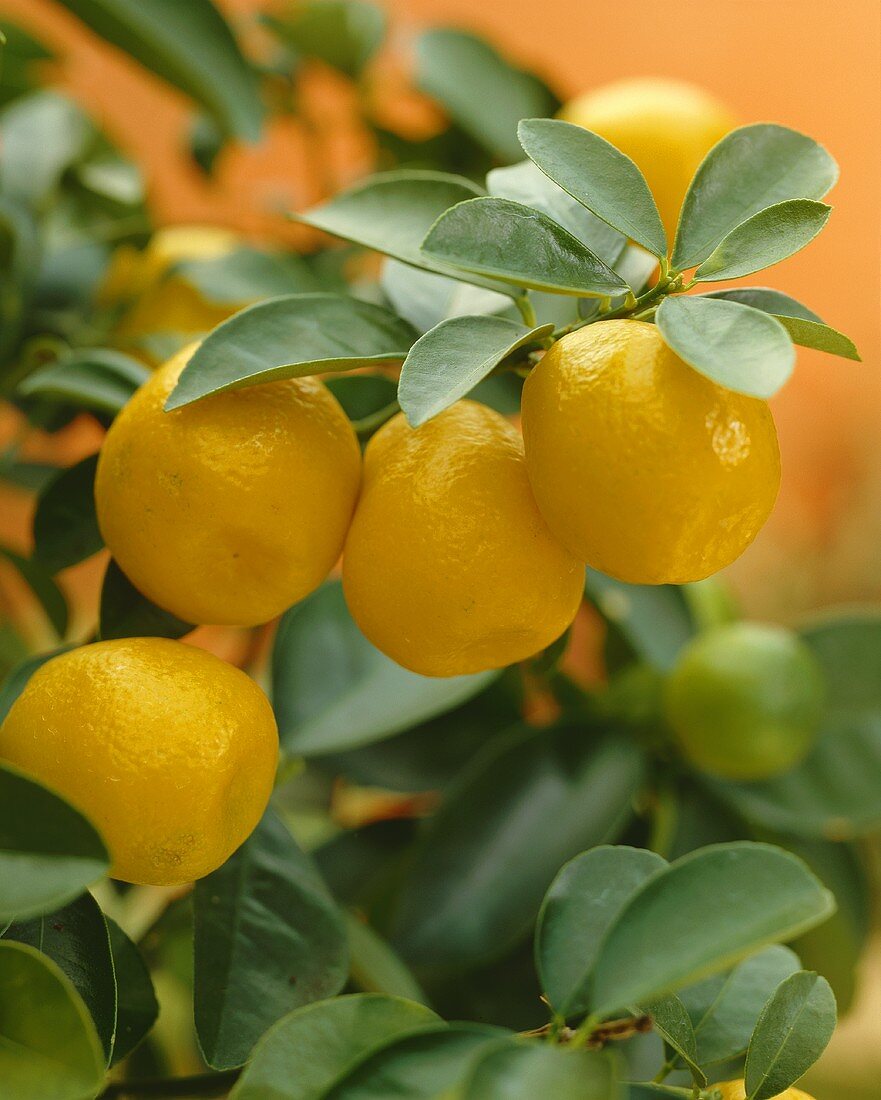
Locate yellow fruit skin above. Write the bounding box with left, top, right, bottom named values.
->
left=95, top=345, right=361, bottom=626
left=711, top=1080, right=815, bottom=1100
left=521, top=321, right=780, bottom=585
left=0, top=638, right=278, bottom=886
left=342, top=401, right=584, bottom=678
left=561, top=78, right=737, bottom=241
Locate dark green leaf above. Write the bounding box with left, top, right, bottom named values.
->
left=4, top=893, right=116, bottom=1063
left=0, top=196, right=39, bottom=363
left=701, top=287, right=822, bottom=322
left=0, top=546, right=68, bottom=636
left=272, top=581, right=497, bottom=756
left=57, top=0, right=264, bottom=140
left=655, top=295, right=795, bottom=398
left=18, top=349, right=150, bottom=414
left=347, top=914, right=429, bottom=1005
left=399, top=315, right=553, bottom=427
left=0, top=941, right=104, bottom=1099
left=422, top=197, right=628, bottom=297
left=261, top=1, right=386, bottom=78
left=165, top=294, right=416, bottom=409
left=0, top=20, right=54, bottom=108
left=642, top=994, right=705, bottom=1085
left=517, top=118, right=667, bottom=257
left=0, top=762, right=109, bottom=924
left=392, top=726, right=644, bottom=970
left=325, top=374, right=398, bottom=420
left=416, top=30, right=558, bottom=161
left=0, top=647, right=71, bottom=724
left=106, top=917, right=158, bottom=1066
left=744, top=972, right=836, bottom=1099
left=231, top=993, right=439, bottom=1100
left=590, top=843, right=835, bottom=1015
left=460, top=1042, right=619, bottom=1099
left=673, top=124, right=838, bottom=270
left=694, top=200, right=831, bottom=282
left=194, top=811, right=349, bottom=1070
left=99, top=559, right=193, bottom=641
left=32, top=455, right=103, bottom=574
left=536, top=845, right=667, bottom=1016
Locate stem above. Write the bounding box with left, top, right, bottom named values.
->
left=652, top=1058, right=677, bottom=1084
left=515, top=295, right=538, bottom=327
left=648, top=784, right=678, bottom=860
left=567, top=1013, right=601, bottom=1050
left=100, top=1071, right=240, bottom=1099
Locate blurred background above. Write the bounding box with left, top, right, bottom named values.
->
left=0, top=1, right=878, bottom=1094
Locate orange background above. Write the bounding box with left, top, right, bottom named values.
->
left=2, top=0, right=881, bottom=619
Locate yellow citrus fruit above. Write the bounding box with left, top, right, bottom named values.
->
left=0, top=638, right=278, bottom=885
left=711, top=1081, right=815, bottom=1100
left=95, top=344, right=361, bottom=626
left=520, top=320, right=780, bottom=585
left=342, top=401, right=584, bottom=677
left=664, top=622, right=824, bottom=780
left=560, top=78, right=737, bottom=240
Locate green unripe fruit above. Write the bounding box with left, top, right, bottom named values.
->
left=664, top=622, right=825, bottom=780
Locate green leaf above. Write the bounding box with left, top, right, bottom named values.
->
left=655, top=295, right=795, bottom=398
left=416, top=30, right=558, bottom=162
left=399, top=315, right=553, bottom=427
left=173, top=247, right=322, bottom=304
left=0, top=20, right=54, bottom=108
left=347, top=915, right=429, bottom=1006
left=0, top=762, right=109, bottom=924
left=295, top=171, right=511, bottom=293
left=106, top=917, right=157, bottom=1066
left=194, top=811, right=349, bottom=1070
left=0, top=647, right=71, bottom=724
left=517, top=118, right=667, bottom=258
left=99, top=559, right=193, bottom=641
left=32, top=455, right=103, bottom=574
left=694, top=200, right=831, bottom=282
left=380, top=260, right=511, bottom=335
left=584, top=570, right=697, bottom=673
left=422, top=197, right=628, bottom=297
left=323, top=1024, right=510, bottom=1100
left=589, top=843, right=835, bottom=1015
left=0, top=545, right=68, bottom=637
left=766, top=317, right=860, bottom=361
left=392, top=726, right=645, bottom=970
left=165, top=293, right=416, bottom=409
left=678, top=945, right=801, bottom=1067
left=0, top=196, right=39, bottom=364
left=4, top=893, right=116, bottom=1063
left=261, top=1, right=386, bottom=78
left=487, top=160, right=626, bottom=266
left=231, top=993, right=440, bottom=1100
left=272, top=581, right=497, bottom=756
left=701, top=287, right=823, bottom=322
left=672, top=124, right=838, bottom=270
left=710, top=614, right=881, bottom=838
left=460, top=1042, right=619, bottom=1099
left=57, top=0, right=263, bottom=140
left=744, top=972, right=836, bottom=1100
left=536, top=846, right=667, bottom=1017
left=326, top=373, right=398, bottom=421
left=0, top=941, right=105, bottom=1100
left=18, top=349, right=150, bottom=414
left=642, top=995, right=706, bottom=1086
left=0, top=91, right=90, bottom=206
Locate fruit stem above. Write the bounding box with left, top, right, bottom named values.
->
left=515, top=294, right=539, bottom=328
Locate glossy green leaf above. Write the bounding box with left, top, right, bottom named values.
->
left=655, top=295, right=795, bottom=398
left=517, top=118, right=667, bottom=257
left=0, top=91, right=89, bottom=206
left=165, top=294, right=416, bottom=409
left=416, top=30, right=558, bottom=161
left=536, top=846, right=666, bottom=1016
left=695, top=200, right=830, bottom=282
left=106, top=917, right=158, bottom=1066
left=702, top=287, right=823, bottom=321
left=422, top=197, right=628, bottom=297
left=194, top=811, right=349, bottom=1070
left=642, top=995, right=705, bottom=1085
left=678, top=945, right=801, bottom=1067
left=590, top=843, right=835, bottom=1015
left=174, top=247, right=321, bottom=304
left=323, top=1024, right=509, bottom=1100
left=0, top=545, right=68, bottom=636
left=272, top=581, right=496, bottom=756
left=380, top=260, right=510, bottom=335
left=0, top=941, right=105, bottom=1100
left=295, top=171, right=511, bottom=293
left=459, top=1042, right=619, bottom=1099
left=231, top=993, right=439, bottom=1100
left=673, top=124, right=838, bottom=269
left=4, top=893, right=116, bottom=1063
left=17, top=349, right=149, bottom=414
left=744, top=972, right=836, bottom=1099
left=262, top=1, right=386, bottom=78
left=487, top=159, right=626, bottom=265
left=399, top=315, right=553, bottom=427
left=768, top=317, right=860, bottom=361
left=57, top=0, right=263, bottom=140
left=0, top=763, right=109, bottom=924
left=32, top=455, right=103, bottom=574
left=711, top=614, right=881, bottom=838
left=99, top=559, right=192, bottom=641
left=347, top=915, right=429, bottom=1006
left=392, top=726, right=644, bottom=970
